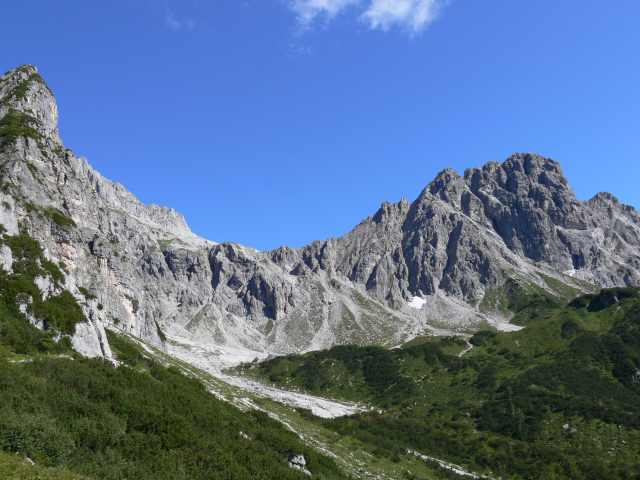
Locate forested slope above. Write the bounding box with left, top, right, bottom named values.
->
left=241, top=287, right=640, bottom=479
left=0, top=231, right=349, bottom=480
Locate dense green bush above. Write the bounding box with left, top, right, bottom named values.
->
left=44, top=207, right=76, bottom=229
left=469, top=330, right=496, bottom=346
left=259, top=344, right=417, bottom=401
left=0, top=233, right=84, bottom=335
left=30, top=290, right=85, bottom=335
left=0, top=108, right=42, bottom=147
left=2, top=233, right=64, bottom=282
left=0, top=321, right=348, bottom=479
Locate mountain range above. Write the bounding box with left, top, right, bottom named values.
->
left=3, top=64, right=640, bottom=480
left=1, top=64, right=639, bottom=367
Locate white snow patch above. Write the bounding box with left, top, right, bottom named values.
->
left=408, top=296, right=427, bottom=309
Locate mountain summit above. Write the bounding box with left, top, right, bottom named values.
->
left=1, top=65, right=639, bottom=366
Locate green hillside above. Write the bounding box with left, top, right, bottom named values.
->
left=0, top=231, right=348, bottom=480
left=240, top=287, right=640, bottom=479
left=3, top=224, right=640, bottom=479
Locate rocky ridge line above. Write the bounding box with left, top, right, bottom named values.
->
left=1, top=64, right=639, bottom=366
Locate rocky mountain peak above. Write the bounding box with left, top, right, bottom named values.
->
left=2, top=64, right=640, bottom=368
left=591, top=191, right=619, bottom=203
left=0, top=65, right=60, bottom=142
left=464, top=152, right=585, bottom=231
left=465, top=153, right=573, bottom=199
left=404, top=168, right=466, bottom=218
left=425, top=167, right=465, bottom=204
left=372, top=198, right=411, bottom=224
left=585, top=191, right=639, bottom=220
left=506, top=152, right=562, bottom=175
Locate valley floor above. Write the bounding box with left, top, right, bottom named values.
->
left=126, top=333, right=489, bottom=480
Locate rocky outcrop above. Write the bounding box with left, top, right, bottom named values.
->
left=0, top=65, right=214, bottom=357
left=1, top=65, right=639, bottom=366
left=288, top=454, right=311, bottom=476
left=313, top=153, right=640, bottom=304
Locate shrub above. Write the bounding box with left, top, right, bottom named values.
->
left=30, top=290, right=85, bottom=335
left=469, top=330, right=497, bottom=347
left=0, top=108, right=42, bottom=147
left=78, top=286, right=97, bottom=300
left=44, top=207, right=76, bottom=229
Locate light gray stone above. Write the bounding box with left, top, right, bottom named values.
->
left=1, top=65, right=639, bottom=364
left=288, top=454, right=311, bottom=476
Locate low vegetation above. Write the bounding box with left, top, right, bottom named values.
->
left=0, top=232, right=82, bottom=335
left=0, top=108, right=42, bottom=148
left=242, top=287, right=640, bottom=479
left=2, top=227, right=640, bottom=479
left=0, top=235, right=349, bottom=479
left=480, top=276, right=576, bottom=326
left=7, top=70, right=50, bottom=102
left=0, top=449, right=92, bottom=480
left=0, top=336, right=349, bottom=479
left=44, top=207, right=76, bottom=229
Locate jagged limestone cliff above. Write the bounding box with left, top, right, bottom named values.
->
left=1, top=65, right=639, bottom=366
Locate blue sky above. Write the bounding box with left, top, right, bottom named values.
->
left=2, top=1, right=639, bottom=251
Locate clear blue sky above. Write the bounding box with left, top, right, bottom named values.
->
left=2, top=1, right=638, bottom=251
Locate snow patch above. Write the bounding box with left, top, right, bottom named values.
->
left=408, top=296, right=426, bottom=309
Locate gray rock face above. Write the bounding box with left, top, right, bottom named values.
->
left=0, top=65, right=214, bottom=357
left=1, top=65, right=639, bottom=365
left=316, top=153, right=640, bottom=304
left=0, top=65, right=59, bottom=141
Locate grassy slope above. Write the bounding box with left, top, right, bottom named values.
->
left=0, top=228, right=470, bottom=480
left=241, top=287, right=640, bottom=480
left=0, top=330, right=351, bottom=480
left=0, top=450, right=92, bottom=480
left=117, top=331, right=477, bottom=480
left=0, top=231, right=350, bottom=480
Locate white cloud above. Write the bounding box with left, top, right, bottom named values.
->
left=284, top=0, right=446, bottom=34
left=287, top=43, right=314, bottom=58
left=165, top=10, right=194, bottom=31
left=362, top=0, right=442, bottom=33
left=286, top=0, right=360, bottom=30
